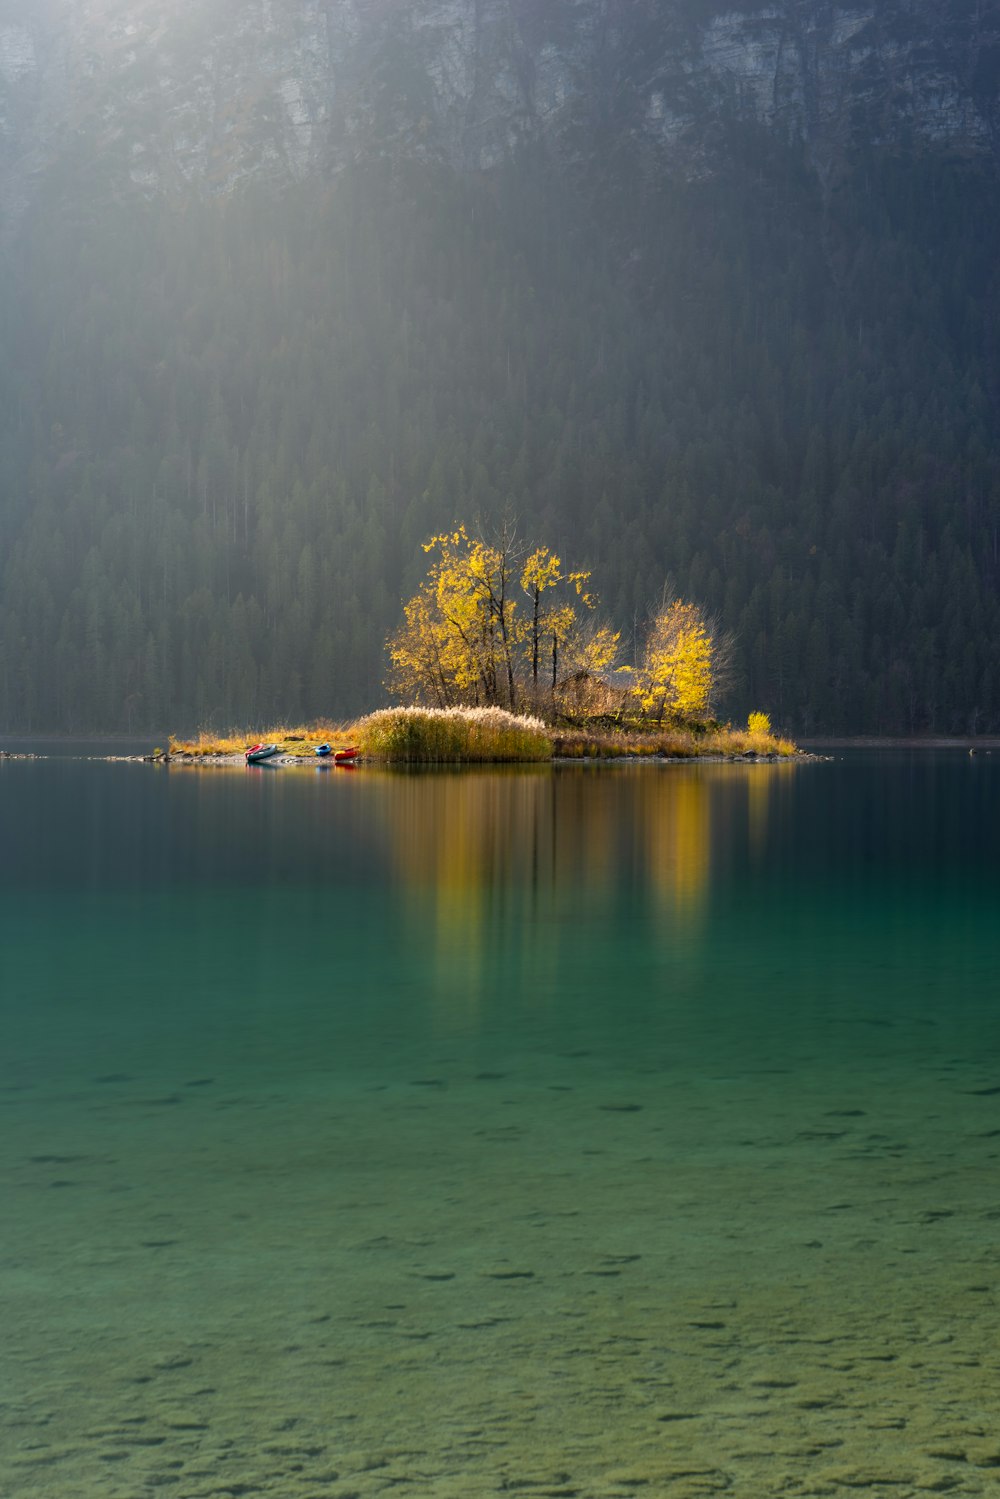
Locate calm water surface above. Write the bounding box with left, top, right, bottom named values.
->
left=2, top=752, right=999, bottom=1497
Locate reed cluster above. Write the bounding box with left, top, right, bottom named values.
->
left=356, top=706, right=552, bottom=763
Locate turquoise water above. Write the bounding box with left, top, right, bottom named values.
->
left=2, top=752, right=1000, bottom=1497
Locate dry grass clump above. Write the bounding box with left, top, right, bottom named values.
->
left=553, top=728, right=695, bottom=759
left=718, top=727, right=798, bottom=757
left=552, top=722, right=797, bottom=759
left=357, top=706, right=552, bottom=763
left=169, top=728, right=259, bottom=756
left=168, top=722, right=354, bottom=757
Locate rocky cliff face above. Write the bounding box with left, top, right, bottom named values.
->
left=1, top=0, right=998, bottom=216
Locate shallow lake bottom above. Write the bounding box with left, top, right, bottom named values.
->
left=3, top=754, right=1000, bottom=1496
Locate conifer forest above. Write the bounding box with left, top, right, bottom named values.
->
left=2, top=136, right=998, bottom=734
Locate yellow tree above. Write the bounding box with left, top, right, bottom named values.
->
left=460, top=523, right=519, bottom=709
left=389, top=524, right=620, bottom=714
left=520, top=546, right=606, bottom=700
left=633, top=600, right=717, bottom=723
left=385, top=583, right=459, bottom=707
left=561, top=619, right=621, bottom=680
left=387, top=524, right=521, bottom=709
left=551, top=618, right=623, bottom=717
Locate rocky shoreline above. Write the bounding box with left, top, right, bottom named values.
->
left=158, top=749, right=825, bottom=768
left=0, top=747, right=827, bottom=766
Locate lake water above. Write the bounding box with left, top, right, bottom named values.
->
left=2, top=751, right=1000, bottom=1498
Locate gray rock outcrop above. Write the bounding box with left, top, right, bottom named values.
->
left=0, top=0, right=997, bottom=216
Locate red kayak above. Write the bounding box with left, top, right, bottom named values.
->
left=333, top=746, right=358, bottom=764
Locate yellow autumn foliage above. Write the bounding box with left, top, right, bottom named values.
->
left=388, top=522, right=618, bottom=714
left=633, top=600, right=717, bottom=722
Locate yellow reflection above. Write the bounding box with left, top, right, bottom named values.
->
left=375, top=763, right=798, bottom=1021
left=638, top=770, right=710, bottom=925
left=379, top=771, right=555, bottom=1022
left=746, top=763, right=772, bottom=863
left=549, top=772, right=619, bottom=896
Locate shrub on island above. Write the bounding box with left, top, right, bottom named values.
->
left=356, top=706, right=552, bottom=763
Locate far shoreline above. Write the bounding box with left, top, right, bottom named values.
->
left=3, top=731, right=998, bottom=764
left=800, top=737, right=1000, bottom=750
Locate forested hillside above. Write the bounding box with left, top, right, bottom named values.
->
left=1, top=136, right=999, bottom=733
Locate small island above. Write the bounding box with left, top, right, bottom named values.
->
left=164, top=703, right=797, bottom=765
left=164, top=522, right=800, bottom=765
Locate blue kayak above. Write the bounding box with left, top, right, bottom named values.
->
left=315, top=743, right=332, bottom=757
